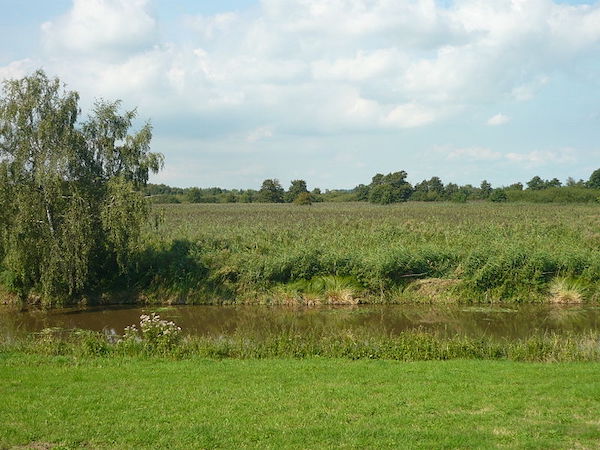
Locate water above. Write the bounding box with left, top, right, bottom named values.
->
left=2, top=304, right=600, bottom=340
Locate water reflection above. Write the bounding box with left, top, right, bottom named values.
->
left=1, top=304, right=600, bottom=340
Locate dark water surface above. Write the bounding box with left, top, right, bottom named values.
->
left=2, top=304, right=600, bottom=340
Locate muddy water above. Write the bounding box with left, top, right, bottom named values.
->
left=2, top=304, right=600, bottom=340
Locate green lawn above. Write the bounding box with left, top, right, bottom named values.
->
left=2, top=355, right=599, bottom=448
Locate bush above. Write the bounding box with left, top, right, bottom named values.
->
left=122, top=313, right=182, bottom=352
left=489, top=189, right=508, bottom=203
left=293, top=192, right=313, bottom=205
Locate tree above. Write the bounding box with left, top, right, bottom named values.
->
left=489, top=188, right=508, bottom=202
left=412, top=177, right=445, bottom=201
left=547, top=178, right=562, bottom=188
left=526, top=176, right=546, bottom=190
left=368, top=171, right=413, bottom=204
left=186, top=187, right=203, bottom=203
left=258, top=179, right=284, bottom=203
left=0, top=70, right=163, bottom=301
left=588, top=169, right=600, bottom=189
left=480, top=180, right=492, bottom=198
left=353, top=184, right=370, bottom=201
left=286, top=179, right=308, bottom=203
left=293, top=191, right=312, bottom=205
left=507, top=182, right=523, bottom=191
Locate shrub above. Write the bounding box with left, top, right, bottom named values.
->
left=122, top=313, right=182, bottom=351
left=489, top=189, right=508, bottom=203
left=293, top=192, right=312, bottom=205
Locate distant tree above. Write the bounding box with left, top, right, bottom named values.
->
left=258, top=179, right=284, bottom=203
left=239, top=190, right=257, bottom=203
left=186, top=187, right=203, bottom=203
left=444, top=183, right=459, bottom=198
left=480, top=180, right=492, bottom=198
left=286, top=179, right=308, bottom=203
left=428, top=176, right=444, bottom=195
left=310, top=187, right=324, bottom=202
left=451, top=191, right=468, bottom=203
left=368, top=171, right=413, bottom=204
left=223, top=192, right=237, bottom=203
left=369, top=184, right=397, bottom=204
left=353, top=184, right=370, bottom=201
left=293, top=191, right=312, bottom=205
left=588, top=169, right=600, bottom=189
left=507, top=182, right=523, bottom=191
left=371, top=173, right=385, bottom=186
left=489, top=189, right=508, bottom=202
left=527, top=176, right=546, bottom=190
left=412, top=177, right=445, bottom=201
left=547, top=178, right=562, bottom=188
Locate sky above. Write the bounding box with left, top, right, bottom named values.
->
left=1, top=0, right=600, bottom=190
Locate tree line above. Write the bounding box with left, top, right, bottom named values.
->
left=148, top=170, right=600, bottom=205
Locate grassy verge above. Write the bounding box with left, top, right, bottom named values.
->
left=1, top=355, right=599, bottom=448
left=4, top=327, right=600, bottom=362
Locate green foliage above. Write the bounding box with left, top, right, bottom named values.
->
left=527, top=176, right=562, bottom=190
left=293, top=191, right=312, bottom=205
left=368, top=171, right=413, bottom=204
left=122, top=313, right=182, bottom=353
left=479, top=180, right=492, bottom=198
left=506, top=187, right=600, bottom=203
left=149, top=194, right=181, bottom=204
left=489, top=188, right=508, bottom=202
left=185, top=187, right=204, bottom=203
left=588, top=168, right=600, bottom=189
left=258, top=179, right=284, bottom=203
left=6, top=326, right=600, bottom=362
left=114, top=202, right=600, bottom=305
left=0, top=71, right=162, bottom=303
left=286, top=179, right=308, bottom=203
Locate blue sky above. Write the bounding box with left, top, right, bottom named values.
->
left=1, top=0, right=600, bottom=189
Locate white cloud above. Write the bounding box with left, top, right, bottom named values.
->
left=487, top=113, right=510, bottom=126
left=3, top=0, right=600, bottom=139
left=41, top=0, right=157, bottom=57
left=0, top=59, right=34, bottom=81
left=246, top=126, right=273, bottom=143
left=447, top=147, right=502, bottom=161
left=447, top=147, right=579, bottom=166
left=505, top=149, right=577, bottom=165
left=383, top=103, right=437, bottom=128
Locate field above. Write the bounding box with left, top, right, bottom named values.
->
left=1, top=355, right=599, bottom=448
left=128, top=202, right=600, bottom=305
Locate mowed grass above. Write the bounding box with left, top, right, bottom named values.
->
left=2, top=355, right=600, bottom=448
left=135, top=202, right=600, bottom=304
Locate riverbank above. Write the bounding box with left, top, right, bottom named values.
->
left=3, top=326, right=600, bottom=362
left=2, top=355, right=599, bottom=448
left=3, top=202, right=600, bottom=306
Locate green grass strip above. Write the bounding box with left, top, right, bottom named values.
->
left=1, top=356, right=599, bottom=448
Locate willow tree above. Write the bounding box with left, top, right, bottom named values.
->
left=0, top=70, right=163, bottom=302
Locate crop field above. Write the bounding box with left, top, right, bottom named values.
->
left=132, top=202, right=600, bottom=304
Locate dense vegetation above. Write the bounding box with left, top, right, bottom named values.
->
left=2, top=356, right=599, bottom=448
left=146, top=171, right=600, bottom=205
left=0, top=71, right=162, bottom=302
left=4, top=318, right=600, bottom=362
left=2, top=202, right=593, bottom=306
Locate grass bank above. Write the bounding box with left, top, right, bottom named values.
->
left=4, top=327, right=600, bottom=362
left=4, top=202, right=600, bottom=305
left=1, top=355, right=599, bottom=448
left=139, top=202, right=600, bottom=305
